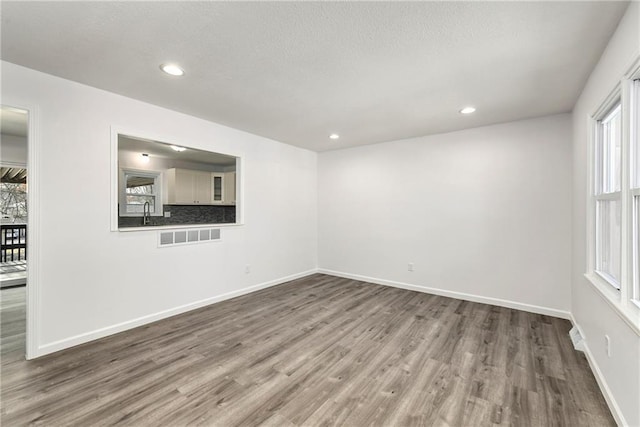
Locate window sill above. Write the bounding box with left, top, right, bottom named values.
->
left=584, top=272, right=640, bottom=336
left=117, top=222, right=243, bottom=232
left=593, top=270, right=620, bottom=290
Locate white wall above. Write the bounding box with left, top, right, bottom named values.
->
left=318, top=114, right=572, bottom=316
left=571, top=3, right=640, bottom=426
left=2, top=61, right=318, bottom=355
left=1, top=133, right=27, bottom=165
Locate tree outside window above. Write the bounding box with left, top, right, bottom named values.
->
left=0, top=182, right=27, bottom=222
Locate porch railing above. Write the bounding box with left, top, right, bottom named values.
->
left=1, top=224, right=27, bottom=262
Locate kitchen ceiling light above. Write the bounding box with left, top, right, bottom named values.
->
left=329, top=133, right=340, bottom=140
left=459, top=106, right=476, bottom=114
left=170, top=145, right=186, bottom=152
left=160, top=63, right=185, bottom=76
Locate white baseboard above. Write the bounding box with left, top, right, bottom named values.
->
left=317, top=269, right=571, bottom=319
left=569, top=315, right=627, bottom=427
left=35, top=269, right=317, bottom=358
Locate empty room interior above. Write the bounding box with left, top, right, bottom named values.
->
left=1, top=1, right=640, bottom=426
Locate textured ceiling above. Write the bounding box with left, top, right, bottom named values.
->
left=0, top=1, right=629, bottom=152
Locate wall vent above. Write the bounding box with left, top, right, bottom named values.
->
left=158, top=228, right=221, bottom=248
left=569, top=327, right=585, bottom=352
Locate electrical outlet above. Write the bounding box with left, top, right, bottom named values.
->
left=164, top=211, right=171, bottom=218
left=245, top=265, right=251, bottom=274
left=408, top=263, right=414, bottom=272
left=605, top=335, right=611, bottom=357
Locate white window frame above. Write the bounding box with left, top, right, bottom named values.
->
left=118, top=168, right=164, bottom=217
left=593, top=101, right=622, bottom=289
left=631, top=78, right=640, bottom=308
left=585, top=59, right=640, bottom=333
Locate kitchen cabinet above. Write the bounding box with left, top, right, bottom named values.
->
left=212, top=173, right=224, bottom=204
left=166, top=168, right=213, bottom=204
left=223, top=171, right=236, bottom=204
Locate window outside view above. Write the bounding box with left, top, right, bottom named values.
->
left=125, top=181, right=156, bottom=214
left=0, top=182, right=27, bottom=223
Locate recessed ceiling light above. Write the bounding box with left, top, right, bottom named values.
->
left=170, top=145, right=186, bottom=152
left=329, top=133, right=340, bottom=140
left=459, top=107, right=476, bottom=114
left=160, top=63, right=185, bottom=76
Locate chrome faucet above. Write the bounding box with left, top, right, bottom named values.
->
left=143, top=201, right=151, bottom=225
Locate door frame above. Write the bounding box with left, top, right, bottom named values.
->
left=2, top=100, right=41, bottom=359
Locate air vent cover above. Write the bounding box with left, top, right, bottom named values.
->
left=158, top=227, right=222, bottom=247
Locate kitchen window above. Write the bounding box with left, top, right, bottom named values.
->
left=119, top=169, right=163, bottom=217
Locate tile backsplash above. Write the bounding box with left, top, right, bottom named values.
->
left=119, top=205, right=236, bottom=228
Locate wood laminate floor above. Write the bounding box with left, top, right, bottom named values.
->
left=1, top=275, right=614, bottom=426
left=0, top=286, right=26, bottom=356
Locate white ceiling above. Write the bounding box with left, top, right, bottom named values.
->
left=0, top=1, right=628, bottom=152
left=119, top=135, right=237, bottom=166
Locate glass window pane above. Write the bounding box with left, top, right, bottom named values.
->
left=635, top=195, right=640, bottom=300
left=634, top=81, right=640, bottom=189
left=598, top=104, right=622, bottom=194
left=125, top=184, right=154, bottom=195
left=125, top=195, right=155, bottom=213
left=596, top=198, right=621, bottom=287
left=0, top=182, right=27, bottom=222
left=213, top=176, right=222, bottom=201
left=632, top=196, right=640, bottom=300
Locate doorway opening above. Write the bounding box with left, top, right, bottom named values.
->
left=1, top=105, right=28, bottom=358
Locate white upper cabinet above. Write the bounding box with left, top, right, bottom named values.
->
left=224, top=171, right=236, bottom=204
left=166, top=168, right=235, bottom=205
left=166, top=168, right=213, bottom=205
